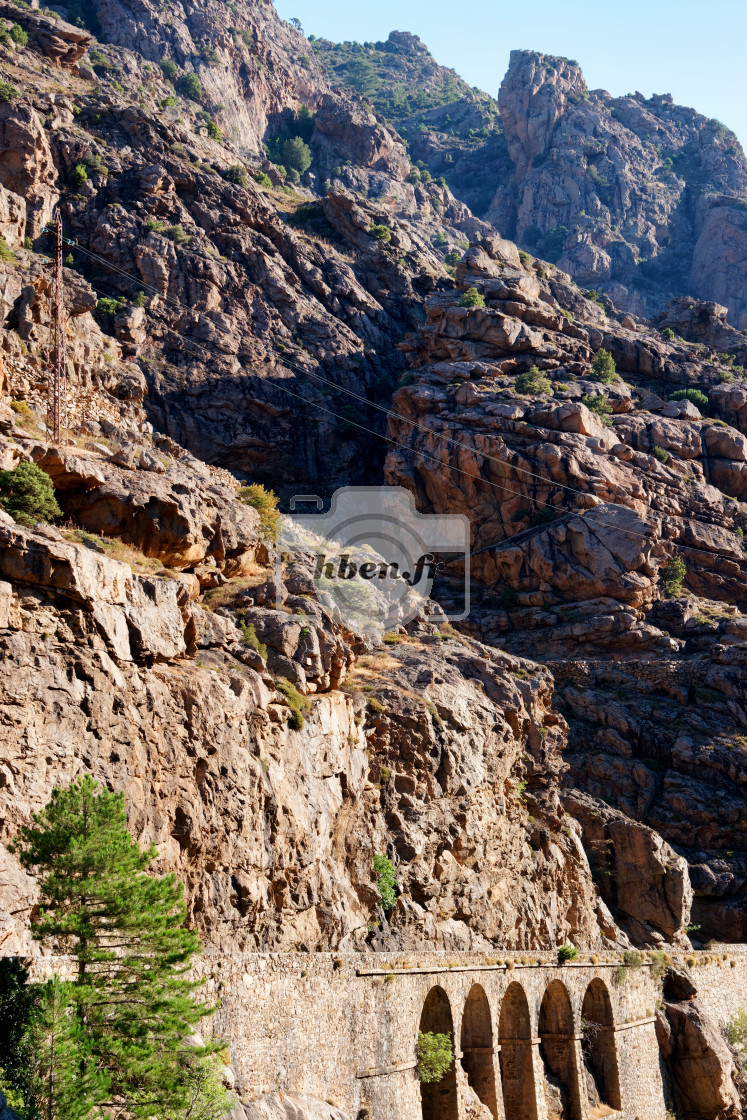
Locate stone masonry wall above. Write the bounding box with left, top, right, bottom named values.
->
left=198, top=950, right=673, bottom=1120
left=28, top=948, right=747, bottom=1120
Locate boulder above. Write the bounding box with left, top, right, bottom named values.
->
left=240, top=1096, right=348, bottom=1120
left=663, top=967, right=698, bottom=1001
left=658, top=1001, right=741, bottom=1120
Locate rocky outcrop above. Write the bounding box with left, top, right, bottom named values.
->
left=317, top=33, right=747, bottom=327
left=490, top=52, right=747, bottom=326
left=0, top=1, right=90, bottom=69
left=0, top=513, right=607, bottom=955
left=383, top=235, right=747, bottom=939
left=656, top=985, right=741, bottom=1120
left=240, top=1097, right=348, bottom=1120
left=565, top=791, right=692, bottom=947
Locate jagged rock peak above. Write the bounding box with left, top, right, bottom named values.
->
left=385, top=30, right=429, bottom=53
left=499, top=49, right=588, bottom=173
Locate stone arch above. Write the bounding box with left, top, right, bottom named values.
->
left=498, top=981, right=537, bottom=1120
left=581, top=979, right=622, bottom=1114
left=418, top=985, right=458, bottom=1120
left=538, top=979, right=582, bottom=1120
left=461, top=983, right=499, bottom=1118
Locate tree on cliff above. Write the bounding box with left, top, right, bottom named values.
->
left=0, top=461, right=61, bottom=528
left=8, top=775, right=231, bottom=1120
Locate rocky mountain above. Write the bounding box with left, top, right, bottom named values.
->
left=0, top=0, right=745, bottom=979
left=315, top=36, right=747, bottom=329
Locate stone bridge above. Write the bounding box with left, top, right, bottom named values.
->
left=181, top=948, right=747, bottom=1120
left=31, top=948, right=746, bottom=1119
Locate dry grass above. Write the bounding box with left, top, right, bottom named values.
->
left=63, top=529, right=166, bottom=576
left=202, top=565, right=272, bottom=610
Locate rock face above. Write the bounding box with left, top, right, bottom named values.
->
left=0, top=0, right=744, bottom=978
left=0, top=505, right=607, bottom=955
left=240, top=1098, right=347, bottom=1120
left=565, top=792, right=692, bottom=947
left=384, top=234, right=747, bottom=938
left=656, top=990, right=742, bottom=1120
left=492, top=51, right=747, bottom=327
left=314, top=37, right=747, bottom=327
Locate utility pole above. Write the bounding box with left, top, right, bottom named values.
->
left=48, top=216, right=66, bottom=443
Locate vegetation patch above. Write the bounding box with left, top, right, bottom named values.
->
left=0, top=462, right=61, bottom=528
left=416, top=1031, right=453, bottom=1083
left=276, top=676, right=311, bottom=730
left=372, top=853, right=397, bottom=911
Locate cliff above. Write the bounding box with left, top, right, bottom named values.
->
left=316, top=37, right=747, bottom=328
left=0, top=0, right=744, bottom=973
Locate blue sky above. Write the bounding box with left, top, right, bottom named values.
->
left=274, top=0, right=747, bottom=149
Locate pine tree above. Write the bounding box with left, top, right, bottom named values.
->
left=590, top=347, right=617, bottom=383
left=0, top=462, right=61, bottom=527
left=12, top=776, right=229, bottom=1120
left=0, top=958, right=36, bottom=1108
left=0, top=964, right=105, bottom=1120
left=31, top=977, right=107, bottom=1120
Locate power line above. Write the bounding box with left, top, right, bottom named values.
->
left=71, top=240, right=741, bottom=568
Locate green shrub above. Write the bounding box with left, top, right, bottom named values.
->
left=652, top=446, right=669, bottom=463
left=670, top=388, right=709, bottom=410
left=0, top=235, right=15, bottom=262
left=254, top=171, right=272, bottom=188
left=133, top=291, right=147, bottom=307
left=239, top=621, right=267, bottom=660
left=238, top=483, right=279, bottom=541
left=160, top=57, right=178, bottom=81
left=518, top=250, right=532, bottom=268
left=369, top=223, right=391, bottom=243
left=70, top=162, right=88, bottom=187
left=661, top=554, right=686, bottom=595
left=516, top=365, right=552, bottom=395
left=163, top=225, right=190, bottom=245
left=530, top=507, right=558, bottom=526
left=591, top=347, right=617, bottom=383
left=496, top=585, right=519, bottom=609
left=223, top=164, right=248, bottom=187
left=444, top=250, right=460, bottom=267
left=581, top=393, right=613, bottom=425
left=178, top=72, right=204, bottom=101
left=457, top=287, right=485, bottom=309
left=557, top=944, right=578, bottom=964
left=276, top=677, right=311, bottom=730
left=160, top=95, right=177, bottom=109
left=0, top=461, right=61, bottom=527
left=728, top=1008, right=747, bottom=1052
left=281, top=136, right=311, bottom=175
left=144, top=217, right=165, bottom=233
left=9, top=23, right=27, bottom=45
left=622, top=949, right=644, bottom=969
left=205, top=119, right=222, bottom=141
left=0, top=81, right=18, bottom=102
left=88, top=48, right=113, bottom=74
left=416, top=1031, right=453, bottom=1083
left=661, top=327, right=675, bottom=340
left=372, top=853, right=397, bottom=912
left=96, top=296, right=124, bottom=314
